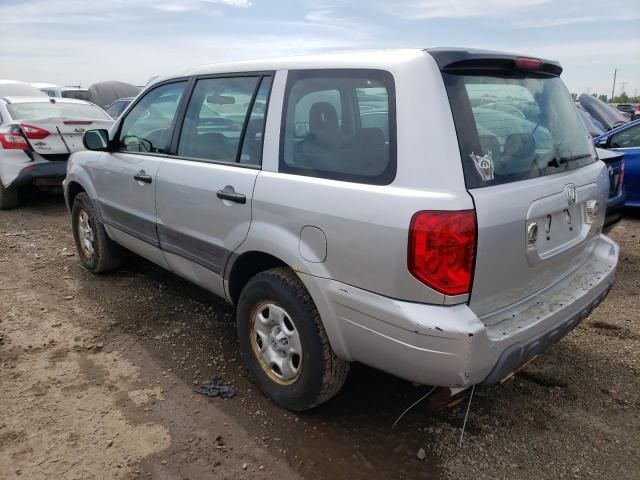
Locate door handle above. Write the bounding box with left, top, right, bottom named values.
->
left=134, top=171, right=152, bottom=184
left=216, top=190, right=246, bottom=204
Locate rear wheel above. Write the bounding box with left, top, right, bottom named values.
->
left=237, top=267, right=349, bottom=411
left=71, top=193, right=122, bottom=273
left=0, top=183, right=18, bottom=210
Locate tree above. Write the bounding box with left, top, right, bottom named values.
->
left=571, top=93, right=577, bottom=100
left=598, top=95, right=608, bottom=102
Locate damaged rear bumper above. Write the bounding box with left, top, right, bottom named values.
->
left=300, top=234, right=618, bottom=388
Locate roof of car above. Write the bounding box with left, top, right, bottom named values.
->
left=149, top=49, right=430, bottom=85
left=149, top=48, right=562, bottom=86
left=0, top=96, right=93, bottom=105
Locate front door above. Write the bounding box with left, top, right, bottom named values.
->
left=155, top=75, right=273, bottom=296
left=89, top=81, right=188, bottom=253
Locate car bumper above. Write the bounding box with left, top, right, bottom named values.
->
left=604, top=189, right=626, bottom=232
left=11, top=160, right=67, bottom=189
left=300, top=234, right=618, bottom=387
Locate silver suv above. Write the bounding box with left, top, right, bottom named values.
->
left=64, top=49, right=619, bottom=411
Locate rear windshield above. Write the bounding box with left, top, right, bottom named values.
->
left=7, top=102, right=110, bottom=121
left=443, top=73, right=596, bottom=188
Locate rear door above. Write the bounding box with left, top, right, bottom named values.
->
left=438, top=57, right=609, bottom=319
left=608, top=123, right=640, bottom=205
left=155, top=74, right=272, bottom=295
left=89, top=81, right=188, bottom=249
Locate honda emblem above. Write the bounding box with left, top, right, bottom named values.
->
left=565, top=184, right=577, bottom=207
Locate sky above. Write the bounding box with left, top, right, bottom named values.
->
left=1, top=0, right=639, bottom=97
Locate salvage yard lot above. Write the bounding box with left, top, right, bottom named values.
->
left=1, top=192, right=639, bottom=480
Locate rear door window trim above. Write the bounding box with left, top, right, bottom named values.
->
left=169, top=71, right=275, bottom=168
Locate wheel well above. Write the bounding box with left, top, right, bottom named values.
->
left=228, top=252, right=288, bottom=305
left=67, top=181, right=86, bottom=208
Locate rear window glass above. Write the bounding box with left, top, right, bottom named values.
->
left=443, top=73, right=596, bottom=188
left=280, top=69, right=396, bottom=185
left=7, top=102, right=111, bottom=121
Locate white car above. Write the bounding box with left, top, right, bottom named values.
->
left=32, top=83, right=89, bottom=101
left=0, top=80, right=46, bottom=97
left=0, top=96, right=113, bottom=209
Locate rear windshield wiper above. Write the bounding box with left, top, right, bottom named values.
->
left=547, top=154, right=592, bottom=168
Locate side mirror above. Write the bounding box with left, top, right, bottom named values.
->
left=83, top=129, right=109, bottom=151
left=595, top=137, right=609, bottom=148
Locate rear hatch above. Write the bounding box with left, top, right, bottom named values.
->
left=432, top=50, right=609, bottom=319
left=6, top=100, right=113, bottom=158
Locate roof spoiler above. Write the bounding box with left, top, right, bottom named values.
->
left=426, top=48, right=562, bottom=76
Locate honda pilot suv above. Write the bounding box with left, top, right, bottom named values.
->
left=63, top=49, right=619, bottom=411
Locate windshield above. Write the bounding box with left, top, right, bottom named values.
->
left=7, top=102, right=111, bottom=121
left=443, top=73, right=595, bottom=188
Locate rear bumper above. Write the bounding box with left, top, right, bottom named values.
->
left=604, top=188, right=626, bottom=232
left=12, top=160, right=67, bottom=188
left=301, top=234, right=618, bottom=387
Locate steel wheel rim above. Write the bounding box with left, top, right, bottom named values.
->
left=249, top=302, right=303, bottom=385
left=77, top=210, right=95, bottom=258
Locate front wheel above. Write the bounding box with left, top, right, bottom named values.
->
left=71, top=193, right=122, bottom=273
left=237, top=267, right=349, bottom=411
left=0, top=183, right=18, bottom=210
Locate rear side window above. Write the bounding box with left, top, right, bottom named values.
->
left=280, top=69, right=396, bottom=185
left=610, top=124, right=640, bottom=148
left=118, top=81, right=187, bottom=154
left=443, top=73, right=596, bottom=188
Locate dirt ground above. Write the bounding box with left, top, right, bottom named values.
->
left=1, top=191, right=638, bottom=480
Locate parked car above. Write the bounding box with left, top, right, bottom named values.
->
left=0, top=80, right=47, bottom=97
left=0, top=96, right=113, bottom=209
left=596, top=147, right=625, bottom=230
left=614, top=104, right=637, bottom=121
left=577, top=103, right=606, bottom=137
left=86, top=81, right=140, bottom=109
left=594, top=119, right=640, bottom=208
left=104, top=97, right=134, bottom=119
left=32, top=83, right=90, bottom=101
left=578, top=94, right=628, bottom=131
left=64, top=49, right=618, bottom=411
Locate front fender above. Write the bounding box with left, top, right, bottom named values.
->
left=63, top=151, right=103, bottom=212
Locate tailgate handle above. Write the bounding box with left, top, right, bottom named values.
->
left=216, top=190, right=246, bottom=204
left=134, top=171, right=153, bottom=184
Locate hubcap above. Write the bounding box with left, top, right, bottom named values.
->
left=250, top=302, right=302, bottom=384
left=77, top=210, right=95, bottom=257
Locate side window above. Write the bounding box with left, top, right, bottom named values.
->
left=281, top=70, right=395, bottom=185
left=118, top=81, right=187, bottom=154
left=610, top=125, right=640, bottom=148
left=239, top=76, right=272, bottom=166
left=177, top=76, right=260, bottom=163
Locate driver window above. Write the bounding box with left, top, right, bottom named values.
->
left=610, top=125, right=640, bottom=148
left=118, top=81, right=187, bottom=154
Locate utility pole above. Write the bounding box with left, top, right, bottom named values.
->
left=610, top=68, right=617, bottom=102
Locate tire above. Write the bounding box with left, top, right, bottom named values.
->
left=71, top=193, right=122, bottom=273
left=237, top=267, right=350, bottom=411
left=0, top=183, right=18, bottom=210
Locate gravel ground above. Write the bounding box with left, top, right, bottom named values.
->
left=0, top=191, right=638, bottom=479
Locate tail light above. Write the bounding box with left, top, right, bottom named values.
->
left=515, top=57, right=542, bottom=70
left=620, top=159, right=625, bottom=186
left=408, top=210, right=476, bottom=296
left=0, top=132, right=29, bottom=150
left=21, top=123, right=50, bottom=140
